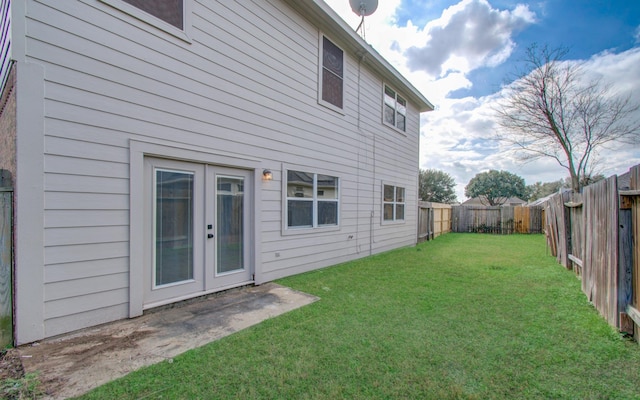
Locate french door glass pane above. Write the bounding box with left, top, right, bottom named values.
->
left=155, top=169, right=194, bottom=286
left=217, top=177, right=244, bottom=274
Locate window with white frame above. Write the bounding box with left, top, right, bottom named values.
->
left=319, top=35, right=344, bottom=110
left=123, top=0, right=184, bottom=29
left=383, top=184, right=405, bottom=221
left=383, top=85, right=407, bottom=132
left=101, top=0, right=191, bottom=40
left=287, top=170, right=339, bottom=228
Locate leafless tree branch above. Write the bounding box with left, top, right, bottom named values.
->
left=493, top=44, right=640, bottom=192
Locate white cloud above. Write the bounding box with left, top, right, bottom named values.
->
left=421, top=47, right=640, bottom=200
left=324, top=1, right=640, bottom=202
left=404, top=0, right=535, bottom=77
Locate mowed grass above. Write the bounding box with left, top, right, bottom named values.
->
left=79, top=234, right=640, bottom=399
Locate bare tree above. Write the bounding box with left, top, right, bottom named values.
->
left=494, top=44, right=640, bottom=192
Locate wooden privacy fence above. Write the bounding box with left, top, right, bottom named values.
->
left=544, top=164, right=640, bottom=339
left=451, top=205, right=544, bottom=234
left=0, top=179, right=12, bottom=347
left=418, top=201, right=451, bottom=241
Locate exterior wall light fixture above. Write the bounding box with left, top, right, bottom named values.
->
left=263, top=169, right=273, bottom=181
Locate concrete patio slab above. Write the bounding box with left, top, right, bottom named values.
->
left=17, top=283, right=319, bottom=399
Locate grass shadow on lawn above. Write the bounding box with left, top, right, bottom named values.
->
left=78, top=234, right=640, bottom=399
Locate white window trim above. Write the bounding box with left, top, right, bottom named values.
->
left=381, top=183, right=406, bottom=225
left=100, top=0, right=193, bottom=43
left=282, top=164, right=341, bottom=235
left=382, top=83, right=408, bottom=134
left=129, top=139, right=263, bottom=317
left=317, top=33, right=345, bottom=114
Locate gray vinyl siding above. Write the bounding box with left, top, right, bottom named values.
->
left=0, top=0, right=10, bottom=91
left=19, top=0, right=425, bottom=338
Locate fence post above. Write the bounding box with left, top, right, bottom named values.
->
left=623, top=165, right=640, bottom=341
left=0, top=169, right=13, bottom=347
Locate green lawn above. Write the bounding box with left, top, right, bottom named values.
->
left=79, top=234, right=640, bottom=399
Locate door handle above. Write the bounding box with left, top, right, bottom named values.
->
left=207, top=233, right=214, bottom=239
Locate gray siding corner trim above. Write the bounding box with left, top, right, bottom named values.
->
left=14, top=61, right=45, bottom=345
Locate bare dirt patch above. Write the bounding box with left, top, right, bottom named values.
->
left=20, top=329, right=153, bottom=397
left=0, top=349, right=24, bottom=381
left=15, top=283, right=318, bottom=399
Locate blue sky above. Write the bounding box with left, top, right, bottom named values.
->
left=326, top=0, right=640, bottom=200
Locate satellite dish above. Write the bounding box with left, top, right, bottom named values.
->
left=349, top=0, right=378, bottom=39
left=349, top=0, right=378, bottom=17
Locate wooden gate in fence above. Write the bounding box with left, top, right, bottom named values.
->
left=545, top=164, right=640, bottom=338
left=418, top=202, right=451, bottom=241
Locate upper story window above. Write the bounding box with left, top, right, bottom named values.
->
left=383, top=184, right=405, bottom=222
left=384, top=85, right=407, bottom=132
left=123, top=0, right=184, bottom=29
left=287, top=170, right=339, bottom=229
left=101, top=0, right=191, bottom=41
left=319, top=35, right=344, bottom=111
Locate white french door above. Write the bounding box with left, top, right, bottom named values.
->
left=143, top=158, right=252, bottom=307
left=205, top=166, right=252, bottom=290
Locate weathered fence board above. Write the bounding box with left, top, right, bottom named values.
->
left=0, top=188, right=12, bottom=347
left=619, top=196, right=634, bottom=334
left=630, top=165, right=640, bottom=340
left=582, top=176, right=619, bottom=327
left=544, top=164, right=640, bottom=338
left=545, top=191, right=572, bottom=267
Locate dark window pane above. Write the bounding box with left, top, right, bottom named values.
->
left=383, top=185, right=394, bottom=202
left=396, top=204, right=405, bottom=220
left=397, top=113, right=406, bottom=131
left=384, top=85, right=396, bottom=99
left=322, top=69, right=343, bottom=108
left=384, top=104, right=395, bottom=126
left=318, top=201, right=338, bottom=225
left=383, top=204, right=394, bottom=220
left=323, top=37, right=343, bottom=77
left=288, top=200, right=313, bottom=227
left=396, top=187, right=405, bottom=202
left=123, top=0, right=184, bottom=29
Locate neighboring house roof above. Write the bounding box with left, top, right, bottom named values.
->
left=526, top=189, right=569, bottom=206
left=283, top=0, right=434, bottom=113
left=461, top=196, right=527, bottom=206
left=618, top=171, right=631, bottom=190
